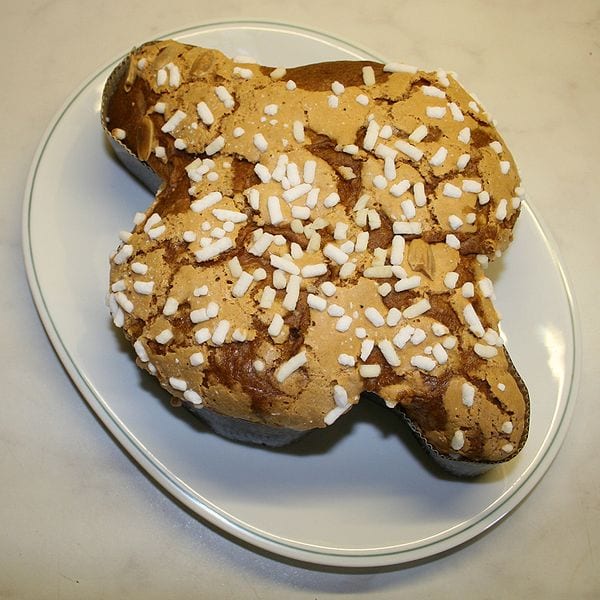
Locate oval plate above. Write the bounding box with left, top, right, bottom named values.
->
left=22, top=20, right=579, bottom=567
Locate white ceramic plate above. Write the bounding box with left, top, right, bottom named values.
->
left=22, top=21, right=579, bottom=567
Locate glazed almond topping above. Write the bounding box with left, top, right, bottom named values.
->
left=105, top=40, right=529, bottom=462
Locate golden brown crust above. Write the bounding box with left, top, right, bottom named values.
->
left=105, top=40, right=529, bottom=463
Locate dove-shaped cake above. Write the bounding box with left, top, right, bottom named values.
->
left=104, top=40, right=529, bottom=475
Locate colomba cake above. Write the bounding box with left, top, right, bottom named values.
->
left=104, top=40, right=529, bottom=474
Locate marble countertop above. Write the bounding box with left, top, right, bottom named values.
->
left=2, top=1, right=599, bottom=597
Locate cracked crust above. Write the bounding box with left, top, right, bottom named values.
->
left=104, top=40, right=529, bottom=469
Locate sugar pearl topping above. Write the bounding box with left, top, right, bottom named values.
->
left=108, top=41, right=526, bottom=458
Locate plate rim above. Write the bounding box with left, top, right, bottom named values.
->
left=21, top=18, right=581, bottom=568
